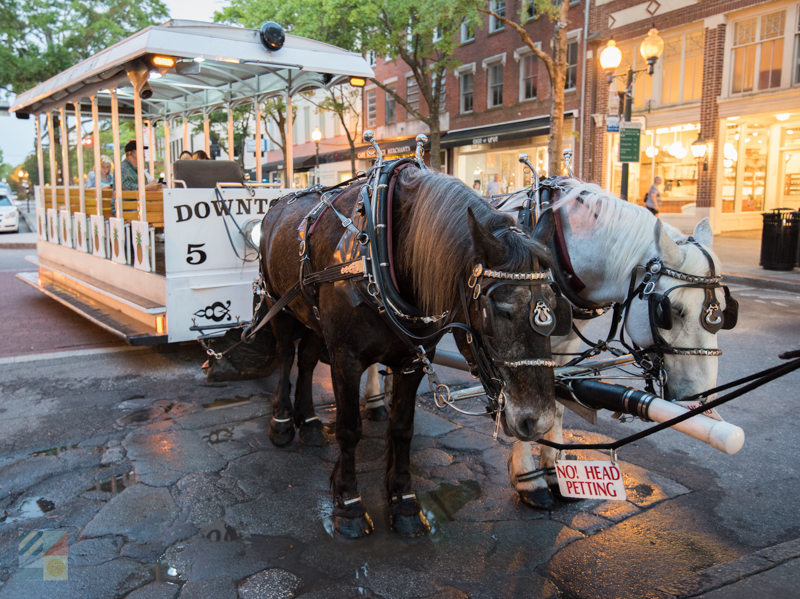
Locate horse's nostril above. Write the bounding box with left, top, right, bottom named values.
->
left=517, top=417, right=537, bottom=439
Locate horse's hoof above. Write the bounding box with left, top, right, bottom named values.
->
left=268, top=418, right=295, bottom=447
left=389, top=510, right=430, bottom=537
left=364, top=404, right=389, bottom=421
left=551, top=486, right=584, bottom=503
left=299, top=419, right=329, bottom=447
left=334, top=513, right=374, bottom=538
left=518, top=487, right=553, bottom=509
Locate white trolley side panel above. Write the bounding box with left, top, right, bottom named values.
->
left=163, top=187, right=288, bottom=343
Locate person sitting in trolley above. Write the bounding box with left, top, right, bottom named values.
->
left=192, top=150, right=210, bottom=160
left=179, top=150, right=193, bottom=159
left=121, top=140, right=163, bottom=191
left=86, top=155, right=114, bottom=188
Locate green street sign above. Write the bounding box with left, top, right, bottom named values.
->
left=618, top=122, right=642, bottom=163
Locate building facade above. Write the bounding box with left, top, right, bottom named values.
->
left=585, top=0, right=800, bottom=233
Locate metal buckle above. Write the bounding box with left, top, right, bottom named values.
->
left=643, top=281, right=656, bottom=295
left=298, top=239, right=306, bottom=257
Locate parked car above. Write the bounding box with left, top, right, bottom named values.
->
left=0, top=195, right=20, bottom=233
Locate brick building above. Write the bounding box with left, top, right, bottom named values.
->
left=584, top=0, right=800, bottom=233
left=325, top=1, right=586, bottom=194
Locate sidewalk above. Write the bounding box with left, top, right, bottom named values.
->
left=714, top=230, right=800, bottom=293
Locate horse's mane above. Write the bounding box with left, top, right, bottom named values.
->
left=552, top=180, right=721, bottom=291
left=398, top=168, right=550, bottom=315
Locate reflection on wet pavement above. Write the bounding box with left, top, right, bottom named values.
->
left=29, top=443, right=79, bottom=457
left=16, top=497, right=56, bottom=521
left=85, top=471, right=137, bottom=494
left=202, top=394, right=254, bottom=410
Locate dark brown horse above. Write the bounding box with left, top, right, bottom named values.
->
left=259, top=167, right=559, bottom=538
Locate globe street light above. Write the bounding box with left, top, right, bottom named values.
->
left=600, top=28, right=664, bottom=201
left=312, top=127, right=322, bottom=184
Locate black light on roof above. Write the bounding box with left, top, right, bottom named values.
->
left=259, top=22, right=285, bottom=52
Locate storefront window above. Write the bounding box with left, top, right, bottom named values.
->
left=720, top=120, right=770, bottom=213
left=610, top=123, right=699, bottom=211
left=456, top=145, right=548, bottom=195
left=782, top=126, right=800, bottom=208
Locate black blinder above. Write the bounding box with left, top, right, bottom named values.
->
left=553, top=296, right=573, bottom=337
left=650, top=293, right=673, bottom=330
left=721, top=287, right=738, bottom=330
left=700, top=288, right=725, bottom=334
left=529, top=288, right=557, bottom=337
left=479, top=295, right=495, bottom=337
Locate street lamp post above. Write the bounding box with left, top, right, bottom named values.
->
left=600, top=29, right=664, bottom=201
left=312, top=127, right=322, bottom=185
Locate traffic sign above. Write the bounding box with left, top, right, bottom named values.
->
left=618, top=122, right=642, bottom=163
left=606, top=115, right=620, bottom=133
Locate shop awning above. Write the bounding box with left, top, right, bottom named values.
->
left=439, top=112, right=577, bottom=149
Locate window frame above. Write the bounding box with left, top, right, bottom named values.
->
left=489, top=0, right=506, bottom=33
left=489, top=64, right=504, bottom=108
left=461, top=21, right=475, bottom=43
left=385, top=82, right=397, bottom=125
left=406, top=75, right=420, bottom=116
left=460, top=73, right=474, bottom=114
left=515, top=45, right=541, bottom=102
left=730, top=9, right=789, bottom=94
left=366, top=88, right=377, bottom=128
left=659, top=29, right=705, bottom=106
left=564, top=40, right=579, bottom=91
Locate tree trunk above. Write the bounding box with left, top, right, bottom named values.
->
left=348, top=136, right=357, bottom=177
left=547, top=5, right=570, bottom=177
left=429, top=123, right=441, bottom=171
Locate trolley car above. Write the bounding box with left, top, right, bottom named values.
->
left=9, top=20, right=373, bottom=345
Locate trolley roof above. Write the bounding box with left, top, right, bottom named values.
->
left=10, top=20, right=374, bottom=120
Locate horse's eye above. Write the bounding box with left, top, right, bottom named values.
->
left=672, top=305, right=687, bottom=319
left=494, top=302, right=515, bottom=319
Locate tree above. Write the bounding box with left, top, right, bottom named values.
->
left=0, top=0, right=169, bottom=95
left=481, top=1, right=571, bottom=175
left=304, top=86, right=362, bottom=177
left=261, top=97, right=296, bottom=184
left=216, top=0, right=481, bottom=171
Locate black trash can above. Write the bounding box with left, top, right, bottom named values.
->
left=760, top=208, right=800, bottom=271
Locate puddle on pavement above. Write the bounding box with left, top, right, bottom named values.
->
left=198, top=517, right=240, bottom=542
left=202, top=420, right=267, bottom=446
left=143, top=554, right=186, bottom=588
left=29, top=444, right=80, bottom=458
left=15, top=497, right=56, bottom=521
left=85, top=471, right=137, bottom=494
left=202, top=394, right=254, bottom=410
left=118, top=405, right=173, bottom=425
left=420, top=480, right=482, bottom=543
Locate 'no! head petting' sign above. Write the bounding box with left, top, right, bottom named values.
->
left=555, top=460, right=627, bottom=501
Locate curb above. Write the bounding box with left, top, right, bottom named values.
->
left=722, top=272, right=800, bottom=294
left=656, top=537, right=800, bottom=598
left=0, top=242, right=36, bottom=249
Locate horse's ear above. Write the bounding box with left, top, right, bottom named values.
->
left=531, top=209, right=555, bottom=245
left=654, top=219, right=683, bottom=266
left=693, top=217, right=713, bottom=248
left=467, top=207, right=505, bottom=265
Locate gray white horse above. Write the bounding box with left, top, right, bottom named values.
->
left=505, top=180, right=729, bottom=507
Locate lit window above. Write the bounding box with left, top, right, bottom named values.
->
left=661, top=30, right=704, bottom=104
left=731, top=10, right=786, bottom=93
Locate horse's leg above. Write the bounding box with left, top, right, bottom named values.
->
left=267, top=313, right=297, bottom=447
left=509, top=440, right=553, bottom=509
left=385, top=369, right=429, bottom=537
left=329, top=351, right=372, bottom=538
left=540, top=404, right=579, bottom=500
left=363, top=363, right=389, bottom=421
left=294, top=330, right=328, bottom=447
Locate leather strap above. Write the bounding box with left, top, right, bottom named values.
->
left=553, top=206, right=586, bottom=294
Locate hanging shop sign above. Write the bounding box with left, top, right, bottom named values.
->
left=619, top=121, right=643, bottom=163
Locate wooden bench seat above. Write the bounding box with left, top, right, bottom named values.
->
left=45, top=187, right=164, bottom=227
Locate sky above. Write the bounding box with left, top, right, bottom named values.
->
left=0, top=0, right=224, bottom=170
